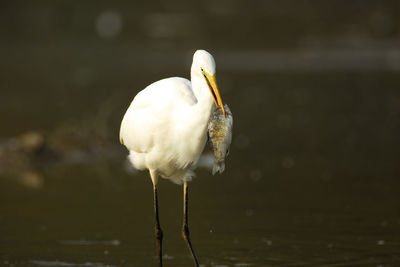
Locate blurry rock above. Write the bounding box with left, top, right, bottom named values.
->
left=17, top=131, right=45, bottom=153
left=0, top=116, right=124, bottom=187
left=18, top=170, right=44, bottom=189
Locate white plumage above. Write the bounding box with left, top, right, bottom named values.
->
left=120, top=50, right=225, bottom=184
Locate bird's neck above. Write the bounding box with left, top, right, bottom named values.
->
left=191, top=75, right=214, bottom=120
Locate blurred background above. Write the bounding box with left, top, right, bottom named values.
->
left=1, top=1, right=400, bottom=266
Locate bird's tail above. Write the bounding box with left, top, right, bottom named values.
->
left=212, top=161, right=225, bottom=175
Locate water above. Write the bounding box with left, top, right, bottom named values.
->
left=1, top=158, right=400, bottom=266
left=2, top=2, right=400, bottom=266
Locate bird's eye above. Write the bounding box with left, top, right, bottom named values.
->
left=200, top=67, right=204, bottom=72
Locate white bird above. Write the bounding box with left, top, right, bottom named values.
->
left=119, top=50, right=225, bottom=267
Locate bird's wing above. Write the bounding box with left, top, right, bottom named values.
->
left=133, top=77, right=196, bottom=109
left=120, top=77, right=196, bottom=153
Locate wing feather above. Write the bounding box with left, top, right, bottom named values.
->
left=120, top=77, right=196, bottom=154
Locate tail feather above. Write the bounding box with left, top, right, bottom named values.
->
left=212, top=161, right=225, bottom=175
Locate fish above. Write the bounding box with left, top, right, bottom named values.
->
left=208, top=104, right=233, bottom=175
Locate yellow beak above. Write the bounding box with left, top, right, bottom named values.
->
left=202, top=71, right=225, bottom=115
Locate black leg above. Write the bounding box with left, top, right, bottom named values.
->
left=182, top=181, right=200, bottom=267
left=153, top=185, right=163, bottom=267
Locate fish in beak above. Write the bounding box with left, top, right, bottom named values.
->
left=201, top=69, right=226, bottom=115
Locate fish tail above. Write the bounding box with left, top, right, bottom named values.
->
left=212, top=161, right=225, bottom=175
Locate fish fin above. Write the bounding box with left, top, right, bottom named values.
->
left=212, top=161, right=225, bottom=175
left=207, top=131, right=212, bottom=147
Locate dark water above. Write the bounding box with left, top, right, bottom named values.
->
left=1, top=2, right=400, bottom=267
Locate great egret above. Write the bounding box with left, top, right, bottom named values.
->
left=120, top=50, right=225, bottom=267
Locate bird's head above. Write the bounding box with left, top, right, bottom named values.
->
left=193, top=50, right=225, bottom=115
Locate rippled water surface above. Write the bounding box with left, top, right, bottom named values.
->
left=1, top=2, right=400, bottom=266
